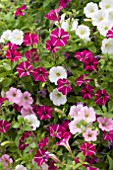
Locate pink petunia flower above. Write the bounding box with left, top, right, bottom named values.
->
left=69, top=117, right=83, bottom=134
left=80, top=142, right=96, bottom=156
left=15, top=5, right=27, bottom=17
left=83, top=128, right=98, bottom=142
left=6, top=49, right=22, bottom=62
left=34, top=149, right=49, bottom=166
left=38, top=137, right=48, bottom=149
left=95, top=89, right=109, bottom=105
left=97, top=117, right=113, bottom=131
left=24, top=32, right=38, bottom=46
left=46, top=40, right=59, bottom=53
left=81, top=84, right=94, bottom=99
left=6, top=87, right=22, bottom=104
left=31, top=67, right=48, bottom=82
left=21, top=105, right=35, bottom=117
left=16, top=61, right=33, bottom=78
left=104, top=130, right=113, bottom=143
left=74, top=50, right=93, bottom=62
left=45, top=7, right=62, bottom=21
left=50, top=28, right=69, bottom=47
left=59, top=0, right=70, bottom=8
left=19, top=91, right=33, bottom=107
left=19, top=131, right=32, bottom=150
left=24, top=48, right=39, bottom=63
left=69, top=104, right=83, bottom=118
left=84, top=56, right=98, bottom=71
left=0, top=120, right=10, bottom=133
left=78, top=106, right=96, bottom=123
left=57, top=78, right=72, bottom=95
left=0, top=154, right=13, bottom=169
left=76, top=74, right=92, bottom=86
left=106, top=27, right=113, bottom=38
left=86, top=167, right=98, bottom=170
left=36, top=105, right=52, bottom=120
left=49, top=124, right=65, bottom=139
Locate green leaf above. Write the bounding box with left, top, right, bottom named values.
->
left=43, top=0, right=53, bottom=7
left=107, top=155, right=113, bottom=170
left=3, top=62, right=11, bottom=70
left=2, top=78, right=12, bottom=87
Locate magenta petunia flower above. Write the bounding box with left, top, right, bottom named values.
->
left=57, top=78, right=72, bottom=95
left=6, top=42, right=18, bottom=50
left=59, top=0, right=70, bottom=8
left=15, top=5, right=27, bottom=17
left=38, top=137, right=48, bottom=149
left=49, top=161, right=58, bottom=170
left=86, top=167, right=98, bottom=170
left=0, top=97, right=7, bottom=105
left=76, top=74, right=92, bottom=86
left=16, top=61, right=33, bottom=78
left=46, top=40, right=59, bottom=53
left=50, top=28, right=69, bottom=47
left=80, top=142, right=96, bottom=157
left=106, top=27, right=113, bottom=38
left=31, top=67, right=48, bottom=82
left=34, top=149, right=49, bottom=166
left=49, top=124, right=65, bottom=139
left=24, top=48, right=39, bottom=63
left=74, top=50, right=93, bottom=62
left=6, top=49, right=22, bottom=62
left=24, top=32, right=38, bottom=46
left=104, top=130, right=113, bottom=143
left=95, top=89, right=109, bottom=105
left=84, top=56, right=98, bottom=71
left=0, top=154, right=13, bottom=168
left=0, top=120, right=10, bottom=133
left=19, top=131, right=32, bottom=150
left=81, top=84, right=94, bottom=99
left=36, top=105, right=52, bottom=120
left=45, top=7, right=62, bottom=21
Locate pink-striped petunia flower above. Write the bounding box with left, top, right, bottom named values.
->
left=76, top=74, right=92, bottom=86
left=81, top=84, right=94, bottom=99
left=45, top=6, right=62, bottom=21
left=59, top=0, right=70, bottom=8
left=57, top=78, right=72, bottom=95
left=0, top=97, right=7, bottom=105
left=46, top=40, right=59, bottom=53
left=6, top=42, right=18, bottom=50
left=106, top=27, right=113, bottom=38
left=31, top=67, right=48, bottom=82
left=50, top=28, right=69, bottom=47
left=36, top=105, right=52, bottom=120
left=6, top=49, right=22, bottom=62
left=16, top=61, right=33, bottom=78
left=49, top=124, right=65, bottom=139
left=95, top=89, right=109, bottom=105
left=104, top=130, right=113, bottom=143
left=34, top=149, right=49, bottom=166
left=0, top=120, right=10, bottom=133
left=19, top=131, right=32, bottom=150
left=74, top=50, right=93, bottom=62
left=15, top=5, right=27, bottom=17
left=38, top=137, right=48, bottom=149
left=84, top=56, right=98, bottom=71
left=24, top=32, right=38, bottom=46
left=24, top=48, right=39, bottom=63
left=80, top=142, right=96, bottom=156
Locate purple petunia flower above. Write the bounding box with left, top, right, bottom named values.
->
left=84, top=56, right=98, bottom=71
left=36, top=106, right=52, bottom=120
left=95, top=89, right=109, bottom=105
left=81, top=84, right=94, bottom=99
left=19, top=131, right=31, bottom=150
left=0, top=120, right=10, bottom=133
left=31, top=67, right=48, bottom=82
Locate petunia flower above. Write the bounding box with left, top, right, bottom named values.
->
left=6, top=48, right=22, bottom=62
left=107, top=27, right=113, bottom=38
left=69, top=104, right=83, bottom=118
left=15, top=165, right=28, bottom=170
left=84, top=56, right=98, bottom=71
left=74, top=50, right=93, bottom=62
left=31, top=67, right=48, bottom=82
left=57, top=78, right=72, bottom=95
left=24, top=48, right=39, bottom=63
left=83, top=128, right=98, bottom=142
left=24, top=32, right=38, bottom=46
left=49, top=124, right=65, bottom=139
left=0, top=154, right=13, bottom=169
left=80, top=142, right=96, bottom=156
left=81, top=84, right=94, bottom=99
left=15, top=5, right=27, bottom=17
left=97, top=117, right=113, bottom=131
left=36, top=105, right=52, bottom=120
left=50, top=28, right=69, bottom=47
left=45, top=6, right=62, bottom=21
left=95, top=89, right=109, bottom=105
left=46, top=40, right=59, bottom=53
left=19, top=131, right=32, bottom=150
left=0, top=120, right=10, bottom=133
left=104, top=130, right=113, bottom=142
left=16, top=61, right=33, bottom=78
left=38, top=137, right=48, bottom=149
left=6, top=42, right=18, bottom=50
left=34, top=149, right=49, bottom=166
left=9, top=29, right=24, bottom=45
left=19, top=91, right=33, bottom=107
left=59, top=0, right=70, bottom=8
left=76, top=74, right=92, bottom=86
left=21, top=105, right=36, bottom=117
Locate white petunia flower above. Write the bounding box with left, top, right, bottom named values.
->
left=76, top=25, right=90, bottom=41
left=97, top=20, right=112, bottom=36
left=9, top=29, right=24, bottom=45
left=61, top=19, right=70, bottom=31
left=108, top=11, right=113, bottom=22
left=101, top=38, right=113, bottom=54
left=24, top=114, right=40, bottom=131
left=15, top=165, right=28, bottom=170
left=99, top=0, right=113, bottom=12
left=84, top=2, right=98, bottom=18
left=91, top=10, right=108, bottom=26
left=71, top=20, right=78, bottom=31
left=50, top=88, right=67, bottom=106
left=49, top=66, right=67, bottom=85
left=0, top=30, right=11, bottom=43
